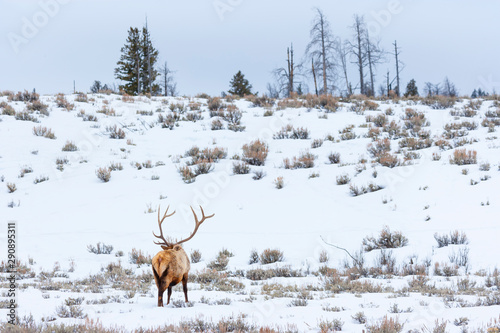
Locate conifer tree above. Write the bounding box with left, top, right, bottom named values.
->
left=115, top=25, right=160, bottom=95
left=140, top=25, right=160, bottom=95
left=115, top=27, right=141, bottom=95
left=228, top=71, right=253, bottom=97
left=404, top=79, right=419, bottom=97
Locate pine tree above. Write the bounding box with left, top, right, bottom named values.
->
left=115, top=25, right=160, bottom=95
left=228, top=71, right=253, bottom=97
left=115, top=27, right=141, bottom=95
left=404, top=79, right=419, bottom=97
left=140, top=25, right=160, bottom=95
left=471, top=89, right=478, bottom=98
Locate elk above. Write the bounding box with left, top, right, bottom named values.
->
left=151, top=205, right=214, bottom=307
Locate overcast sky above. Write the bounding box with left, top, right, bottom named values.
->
left=1, top=0, right=499, bottom=97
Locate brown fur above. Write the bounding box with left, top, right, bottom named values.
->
left=151, top=244, right=190, bottom=307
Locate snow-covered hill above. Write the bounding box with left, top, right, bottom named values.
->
left=1, top=92, right=499, bottom=332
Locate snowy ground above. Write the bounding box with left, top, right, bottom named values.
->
left=0, top=92, right=499, bottom=332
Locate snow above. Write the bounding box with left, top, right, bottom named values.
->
left=0, top=93, right=499, bottom=331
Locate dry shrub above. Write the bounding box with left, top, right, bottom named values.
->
left=349, top=182, right=383, bottom=196
left=423, top=95, right=456, bottom=109
left=188, top=146, right=227, bottom=165
left=211, top=118, right=224, bottom=130
left=87, top=242, right=113, bottom=254
left=106, top=125, right=126, bottom=139
left=121, top=94, right=134, bottom=103
left=32, top=126, right=56, bottom=139
left=1, top=104, right=15, bottom=116
left=97, top=106, right=117, bottom=116
left=129, top=248, right=151, bottom=265
left=62, top=141, right=78, bottom=152
left=402, top=108, right=429, bottom=133
left=75, top=93, right=88, bottom=102
left=9, top=90, right=39, bottom=102
left=26, top=100, right=49, bottom=114
left=435, top=138, right=453, bottom=150
left=339, top=124, right=356, bottom=140
left=434, top=262, right=459, bottom=276
left=260, top=248, right=284, bottom=264
left=55, top=93, right=74, bottom=110
left=6, top=182, right=17, bottom=193
left=283, top=152, right=316, bottom=169
left=274, top=176, right=284, bottom=189
left=383, top=120, right=405, bottom=139
left=247, top=94, right=275, bottom=108
left=242, top=139, right=269, bottom=166
left=311, top=138, right=324, bottom=148
left=96, top=167, right=111, bottom=182
left=367, top=138, right=391, bottom=158
left=207, top=252, right=229, bottom=271
left=177, top=165, right=196, bottom=183
left=364, top=100, right=379, bottom=110
left=208, top=96, right=222, bottom=111
left=434, top=230, right=468, bottom=248
left=336, top=174, right=350, bottom=185
left=379, top=152, right=400, bottom=168
left=232, top=161, right=250, bottom=175
left=304, top=94, right=339, bottom=112
left=328, top=152, right=341, bottom=164
left=190, top=249, right=202, bottom=263
left=362, top=226, right=408, bottom=252
left=449, top=148, right=477, bottom=165
left=273, top=124, right=310, bottom=139
left=15, top=111, right=38, bottom=122
left=398, top=137, right=433, bottom=151
left=366, top=316, right=404, bottom=333
left=277, top=97, right=304, bottom=110
left=193, top=160, right=213, bottom=175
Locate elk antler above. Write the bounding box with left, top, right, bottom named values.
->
left=174, top=206, right=215, bottom=246
left=153, top=205, right=176, bottom=247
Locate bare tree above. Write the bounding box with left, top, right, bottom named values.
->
left=337, top=39, right=352, bottom=97
left=392, top=40, right=404, bottom=97
left=424, top=82, right=442, bottom=97
left=311, top=59, right=319, bottom=96
left=365, top=31, right=385, bottom=97
left=266, top=82, right=280, bottom=98
left=159, top=61, right=177, bottom=96
left=442, top=77, right=458, bottom=97
left=347, top=15, right=368, bottom=95
left=305, top=8, right=338, bottom=95
left=273, top=43, right=303, bottom=97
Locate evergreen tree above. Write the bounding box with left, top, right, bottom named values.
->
left=404, top=79, right=419, bottom=97
left=228, top=71, right=253, bottom=97
left=115, top=27, right=141, bottom=95
left=471, top=89, right=478, bottom=98
left=90, top=80, right=102, bottom=93
left=140, top=25, right=160, bottom=95
left=115, top=25, right=160, bottom=95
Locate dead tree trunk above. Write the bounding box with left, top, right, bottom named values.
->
left=312, top=59, right=318, bottom=96
left=393, top=40, right=401, bottom=97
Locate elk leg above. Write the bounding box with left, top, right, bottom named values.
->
left=153, top=267, right=164, bottom=307
left=182, top=274, right=189, bottom=302
left=157, top=286, right=165, bottom=307
left=166, top=286, right=172, bottom=305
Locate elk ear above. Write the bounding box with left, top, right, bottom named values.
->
left=161, top=245, right=170, bottom=250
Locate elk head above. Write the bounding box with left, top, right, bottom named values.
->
left=151, top=205, right=214, bottom=307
